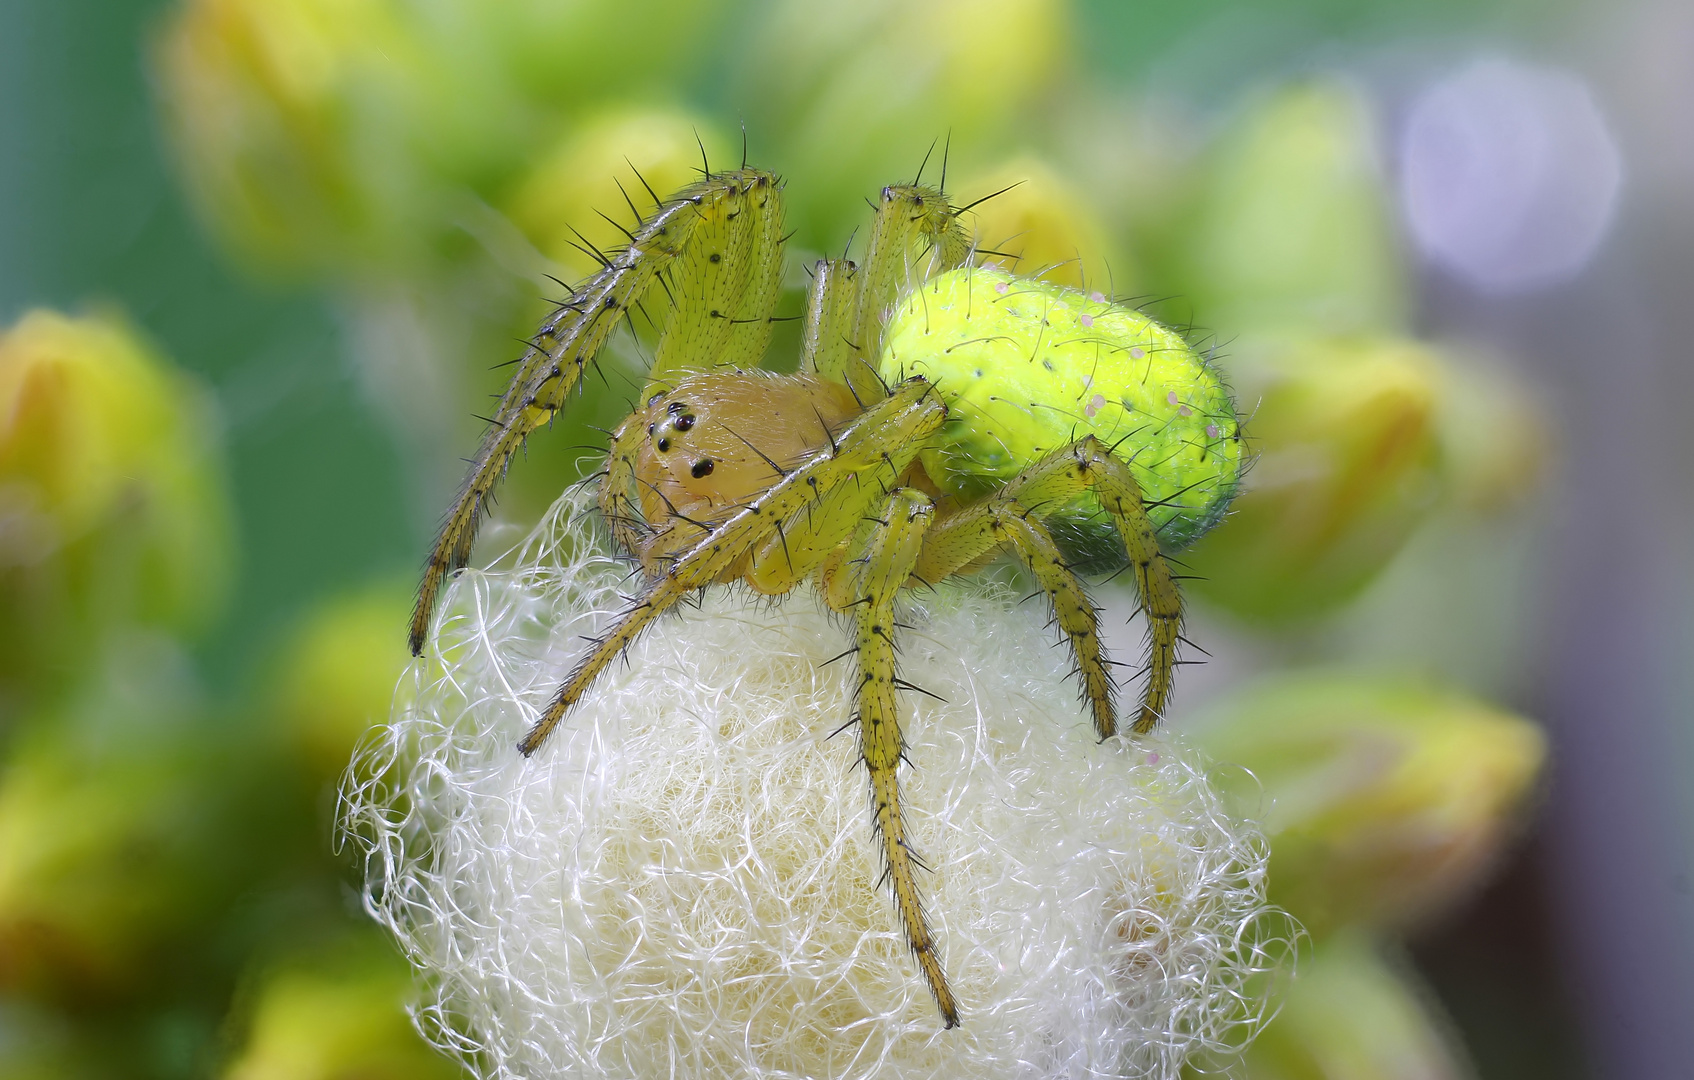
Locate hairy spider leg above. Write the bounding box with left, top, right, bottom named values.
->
left=852, top=184, right=973, bottom=368
left=829, top=487, right=960, bottom=1028
left=410, top=168, right=783, bottom=656
left=599, top=411, right=650, bottom=556
left=916, top=435, right=1182, bottom=735
left=916, top=501, right=1117, bottom=741
left=798, top=257, right=864, bottom=391
left=516, top=377, right=947, bottom=757
left=645, top=171, right=784, bottom=391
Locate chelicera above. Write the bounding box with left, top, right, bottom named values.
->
left=409, top=163, right=1244, bottom=1028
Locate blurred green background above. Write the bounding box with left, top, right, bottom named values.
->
left=3, top=0, right=1692, bottom=1077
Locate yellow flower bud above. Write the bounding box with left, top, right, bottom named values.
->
left=507, top=108, right=732, bottom=284
left=0, top=311, right=229, bottom=695
left=1436, top=354, right=1551, bottom=514
left=1236, top=931, right=1468, bottom=1080
left=1185, top=334, right=1445, bottom=621
left=959, top=155, right=1128, bottom=291
left=1191, top=673, right=1545, bottom=938
left=1178, top=81, right=1406, bottom=336
left=747, top=0, right=1069, bottom=243
left=270, top=583, right=415, bottom=789
left=156, top=0, right=481, bottom=272
left=224, top=942, right=458, bottom=1080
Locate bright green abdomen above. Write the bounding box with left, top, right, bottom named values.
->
left=879, top=267, right=1243, bottom=566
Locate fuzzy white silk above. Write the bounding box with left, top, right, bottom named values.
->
left=344, top=492, right=1286, bottom=1079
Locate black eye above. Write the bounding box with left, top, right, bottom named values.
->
left=668, top=401, right=687, bottom=415
left=691, top=458, right=715, bottom=478
left=656, top=438, right=671, bottom=452
left=674, top=414, right=695, bottom=431
left=647, top=392, right=664, bottom=406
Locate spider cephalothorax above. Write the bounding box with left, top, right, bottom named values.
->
left=409, top=164, right=1244, bottom=1028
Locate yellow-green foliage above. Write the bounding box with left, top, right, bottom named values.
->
left=1192, top=672, right=1545, bottom=938
left=1186, top=335, right=1447, bottom=619
left=224, top=939, right=459, bottom=1080
left=0, top=311, right=229, bottom=702
left=1233, top=932, right=1469, bottom=1080
left=0, top=687, right=234, bottom=1001
left=269, top=583, right=416, bottom=789
left=1172, top=81, right=1407, bottom=336
left=506, top=107, right=732, bottom=283
left=958, top=155, right=1128, bottom=291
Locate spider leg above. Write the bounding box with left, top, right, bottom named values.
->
left=916, top=502, right=1116, bottom=740
left=516, top=377, right=947, bottom=757
left=646, top=171, right=784, bottom=390
left=410, top=169, right=783, bottom=656
left=799, top=257, right=872, bottom=400
left=852, top=185, right=972, bottom=363
left=599, top=411, right=652, bottom=555
left=919, top=436, right=1182, bottom=734
left=835, top=487, right=959, bottom=1028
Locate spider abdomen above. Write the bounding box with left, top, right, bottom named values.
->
left=880, top=266, right=1245, bottom=561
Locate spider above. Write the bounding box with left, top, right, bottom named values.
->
left=408, top=159, right=1244, bottom=1028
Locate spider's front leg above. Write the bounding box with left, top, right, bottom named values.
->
left=822, top=487, right=960, bottom=1028
left=917, top=436, right=1183, bottom=736
left=410, top=168, right=784, bottom=655
left=516, top=377, right=946, bottom=756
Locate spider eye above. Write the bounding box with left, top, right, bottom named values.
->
left=691, top=458, right=715, bottom=478
left=668, top=401, right=688, bottom=415
left=674, top=414, right=696, bottom=431
left=656, top=438, right=671, bottom=452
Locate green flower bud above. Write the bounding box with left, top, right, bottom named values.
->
left=1191, top=673, right=1545, bottom=938
left=0, top=311, right=229, bottom=701
left=270, top=583, right=414, bottom=790
left=1235, top=931, right=1469, bottom=1080
left=507, top=108, right=733, bottom=283
left=1174, top=81, right=1406, bottom=336
left=958, top=155, right=1129, bottom=291
left=1185, top=335, right=1445, bottom=621
left=223, top=941, right=457, bottom=1080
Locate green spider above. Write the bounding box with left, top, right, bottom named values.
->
left=409, top=162, right=1244, bottom=1028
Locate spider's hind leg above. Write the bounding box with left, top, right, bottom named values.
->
left=916, top=436, right=1182, bottom=736
left=915, top=500, right=1117, bottom=741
